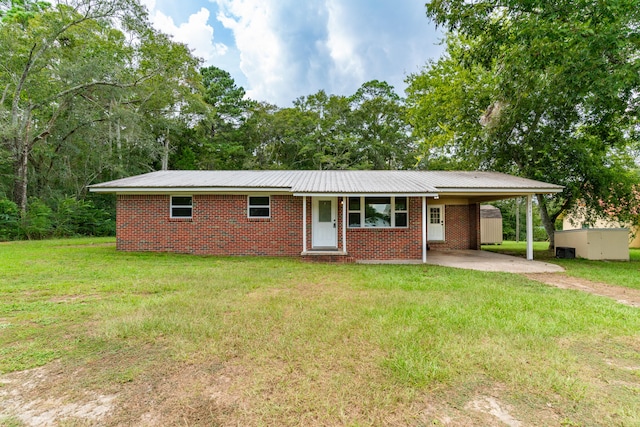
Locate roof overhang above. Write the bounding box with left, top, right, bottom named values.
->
left=292, top=192, right=439, bottom=197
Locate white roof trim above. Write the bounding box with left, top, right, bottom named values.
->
left=90, top=187, right=289, bottom=194
left=441, top=188, right=564, bottom=194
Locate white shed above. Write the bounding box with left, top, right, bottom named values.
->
left=481, top=205, right=503, bottom=245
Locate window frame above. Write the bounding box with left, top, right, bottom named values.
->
left=347, top=196, right=409, bottom=228
left=170, top=195, right=193, bottom=219
left=247, top=195, right=271, bottom=218
left=394, top=196, right=408, bottom=228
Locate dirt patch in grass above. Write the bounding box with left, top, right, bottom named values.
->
left=465, top=396, right=522, bottom=426
left=0, top=363, right=116, bottom=426
left=48, top=294, right=102, bottom=304
left=525, top=273, right=640, bottom=307
left=0, top=356, right=246, bottom=426
left=107, top=360, right=245, bottom=426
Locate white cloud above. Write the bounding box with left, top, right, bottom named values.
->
left=213, top=0, right=443, bottom=106
left=138, top=0, right=443, bottom=106
left=142, top=2, right=228, bottom=64
left=214, top=0, right=303, bottom=104
left=324, top=0, right=366, bottom=94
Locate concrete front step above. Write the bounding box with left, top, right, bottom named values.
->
left=300, top=251, right=355, bottom=263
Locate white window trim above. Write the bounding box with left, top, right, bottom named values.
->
left=347, top=196, right=409, bottom=228
left=170, top=195, right=193, bottom=219
left=247, top=195, right=271, bottom=218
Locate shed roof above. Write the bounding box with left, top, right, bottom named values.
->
left=89, top=170, right=563, bottom=196
left=481, top=205, right=503, bottom=219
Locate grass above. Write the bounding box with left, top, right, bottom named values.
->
left=483, top=241, right=640, bottom=290
left=1, top=238, right=639, bottom=425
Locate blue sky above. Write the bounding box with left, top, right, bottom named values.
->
left=141, top=0, right=444, bottom=106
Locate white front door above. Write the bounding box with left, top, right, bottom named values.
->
left=312, top=197, right=337, bottom=248
left=428, top=204, right=445, bottom=241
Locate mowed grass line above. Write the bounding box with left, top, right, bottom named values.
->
left=484, top=241, right=640, bottom=290
left=1, top=238, right=639, bottom=425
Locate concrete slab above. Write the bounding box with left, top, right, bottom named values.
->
left=425, top=250, right=564, bottom=273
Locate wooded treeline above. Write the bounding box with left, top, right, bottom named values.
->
left=0, top=0, right=419, bottom=239
left=1, top=0, right=638, bottom=245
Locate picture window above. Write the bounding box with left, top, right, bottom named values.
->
left=347, top=196, right=408, bottom=228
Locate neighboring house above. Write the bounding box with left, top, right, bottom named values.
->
left=89, top=170, right=562, bottom=263
left=563, top=204, right=640, bottom=248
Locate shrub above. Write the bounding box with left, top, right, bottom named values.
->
left=0, top=198, right=20, bottom=241
left=53, top=196, right=115, bottom=237
left=21, top=198, right=53, bottom=239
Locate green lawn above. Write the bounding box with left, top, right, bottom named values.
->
left=484, top=241, right=640, bottom=290
left=1, top=238, right=639, bottom=426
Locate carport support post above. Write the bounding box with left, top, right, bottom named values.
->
left=342, top=196, right=347, bottom=253
left=526, top=194, right=533, bottom=260
left=422, top=196, right=427, bottom=263
left=302, top=196, right=307, bottom=253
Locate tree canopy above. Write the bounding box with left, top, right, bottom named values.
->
left=407, top=0, right=640, bottom=247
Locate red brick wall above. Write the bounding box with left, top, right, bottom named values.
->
left=116, top=194, right=302, bottom=256
left=428, top=203, right=481, bottom=251
left=116, top=195, right=481, bottom=259
left=346, top=197, right=423, bottom=260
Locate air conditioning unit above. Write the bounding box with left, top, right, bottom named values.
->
left=556, top=246, right=576, bottom=259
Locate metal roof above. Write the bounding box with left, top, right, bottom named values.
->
left=89, top=170, right=563, bottom=194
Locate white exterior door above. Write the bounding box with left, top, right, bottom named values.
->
left=312, top=197, right=337, bottom=248
left=428, top=204, right=445, bottom=241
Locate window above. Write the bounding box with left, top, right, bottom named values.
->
left=171, top=196, right=192, bottom=218
left=348, top=197, right=361, bottom=227
left=430, top=207, right=441, bottom=224
left=318, top=200, right=332, bottom=222
left=395, top=197, right=408, bottom=227
left=248, top=196, right=270, bottom=218
left=347, top=196, right=408, bottom=228
left=365, top=197, right=391, bottom=227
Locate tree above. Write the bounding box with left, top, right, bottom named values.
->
left=185, top=66, right=256, bottom=170
left=244, top=83, right=419, bottom=171
left=244, top=102, right=318, bottom=169
left=408, top=1, right=640, bottom=248
left=0, top=0, right=203, bottom=210
left=349, top=80, right=417, bottom=170
left=1, top=0, right=142, bottom=211
left=0, top=0, right=50, bottom=24
left=293, top=90, right=358, bottom=169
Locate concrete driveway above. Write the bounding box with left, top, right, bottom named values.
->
left=425, top=250, right=564, bottom=273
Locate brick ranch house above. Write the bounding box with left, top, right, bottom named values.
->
left=89, top=170, right=562, bottom=263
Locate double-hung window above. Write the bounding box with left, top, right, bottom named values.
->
left=248, top=196, right=270, bottom=218
left=347, top=196, right=408, bottom=228
left=170, top=196, right=192, bottom=218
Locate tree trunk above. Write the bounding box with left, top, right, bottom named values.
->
left=13, top=107, right=32, bottom=214
left=536, top=194, right=555, bottom=251
left=13, top=138, right=30, bottom=214
left=161, top=134, right=169, bottom=171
